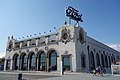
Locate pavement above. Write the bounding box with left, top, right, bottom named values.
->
left=0, top=71, right=120, bottom=80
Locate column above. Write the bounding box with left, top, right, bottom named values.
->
left=35, top=56, right=37, bottom=71
left=61, top=56, right=63, bottom=75
left=86, top=52, right=90, bottom=72
left=107, top=55, right=109, bottom=68
left=99, top=54, right=102, bottom=67
left=36, top=39, right=38, bottom=46
left=109, top=56, right=112, bottom=67
left=111, top=64, right=113, bottom=75
left=27, top=58, right=30, bottom=71
left=19, top=58, right=21, bottom=70
left=13, top=40, right=15, bottom=49
left=70, top=55, right=72, bottom=72
left=4, top=59, right=7, bottom=71
left=27, top=41, right=30, bottom=47
left=46, top=57, right=49, bottom=72
left=57, top=55, right=60, bottom=71
left=45, top=37, right=49, bottom=45
left=10, top=59, right=13, bottom=70
left=36, top=56, right=38, bottom=71
left=94, top=53, right=97, bottom=68
left=20, top=42, right=22, bottom=48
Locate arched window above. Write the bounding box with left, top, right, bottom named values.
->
left=90, top=51, right=95, bottom=70
left=38, top=51, right=45, bottom=71
left=101, top=54, right=104, bottom=68
left=105, top=55, right=108, bottom=68
left=81, top=53, right=86, bottom=68
left=29, top=52, right=36, bottom=70
left=13, top=54, right=19, bottom=70
left=96, top=53, right=100, bottom=67
left=49, top=50, right=57, bottom=71
left=21, top=53, right=28, bottom=70
left=108, top=56, right=111, bottom=67
left=111, top=54, right=114, bottom=63
left=6, top=59, right=11, bottom=70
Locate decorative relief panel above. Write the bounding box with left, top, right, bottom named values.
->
left=79, top=29, right=84, bottom=44
left=7, top=40, right=13, bottom=52
left=60, top=27, right=71, bottom=44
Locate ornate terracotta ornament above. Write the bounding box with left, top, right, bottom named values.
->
left=7, top=41, right=13, bottom=52
left=26, top=48, right=29, bottom=53
left=61, top=27, right=71, bottom=44
left=19, top=49, right=22, bottom=54
left=35, top=47, right=38, bottom=52
left=79, top=29, right=84, bottom=44
left=45, top=46, right=49, bottom=51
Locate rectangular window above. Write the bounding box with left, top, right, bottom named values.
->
left=81, top=56, right=86, bottom=68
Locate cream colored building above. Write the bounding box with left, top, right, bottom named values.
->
left=4, top=24, right=120, bottom=73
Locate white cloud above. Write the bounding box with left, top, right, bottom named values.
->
left=0, top=51, right=5, bottom=58
left=107, top=44, right=120, bottom=52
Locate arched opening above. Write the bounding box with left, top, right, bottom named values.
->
left=6, top=59, right=11, bottom=70
left=63, top=55, right=70, bottom=71
left=13, top=53, right=19, bottom=70
left=96, top=53, right=100, bottom=67
left=49, top=50, right=57, bottom=71
left=111, top=54, right=115, bottom=63
left=29, top=52, right=36, bottom=70
left=101, top=54, right=105, bottom=68
left=38, top=51, right=46, bottom=71
left=21, top=53, right=28, bottom=70
left=108, top=56, right=111, bottom=67
left=87, top=45, right=91, bottom=71
left=81, top=53, right=86, bottom=68
left=105, top=55, right=108, bottom=68
left=90, top=51, right=95, bottom=71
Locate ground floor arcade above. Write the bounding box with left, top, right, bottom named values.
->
left=4, top=49, right=117, bottom=73
left=4, top=50, right=71, bottom=72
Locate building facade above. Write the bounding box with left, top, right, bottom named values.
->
left=4, top=24, right=120, bottom=73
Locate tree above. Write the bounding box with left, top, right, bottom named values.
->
left=0, top=57, right=5, bottom=64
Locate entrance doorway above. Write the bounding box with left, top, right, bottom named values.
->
left=6, top=59, right=11, bottom=70
left=62, top=55, right=70, bottom=71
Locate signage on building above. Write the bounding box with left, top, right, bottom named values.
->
left=66, top=6, right=83, bottom=22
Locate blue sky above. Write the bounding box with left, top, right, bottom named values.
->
left=0, top=0, right=120, bottom=57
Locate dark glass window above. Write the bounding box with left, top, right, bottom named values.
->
left=14, top=55, right=19, bottom=70
left=39, top=52, right=45, bottom=71
left=96, top=53, right=100, bottom=67
left=63, top=33, right=68, bottom=40
left=17, top=56, right=19, bottom=69
left=90, top=51, right=95, bottom=70
left=22, top=54, right=28, bottom=70
left=63, top=56, right=70, bottom=71
left=30, top=53, right=35, bottom=70
left=49, top=50, right=57, bottom=71
left=105, top=55, right=108, bottom=68
left=101, top=54, right=104, bottom=68
left=81, top=54, right=86, bottom=68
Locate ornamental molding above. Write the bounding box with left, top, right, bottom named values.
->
left=35, top=47, right=38, bottom=52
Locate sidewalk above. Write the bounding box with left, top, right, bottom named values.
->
left=0, top=71, right=120, bottom=80
left=37, top=73, right=120, bottom=80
